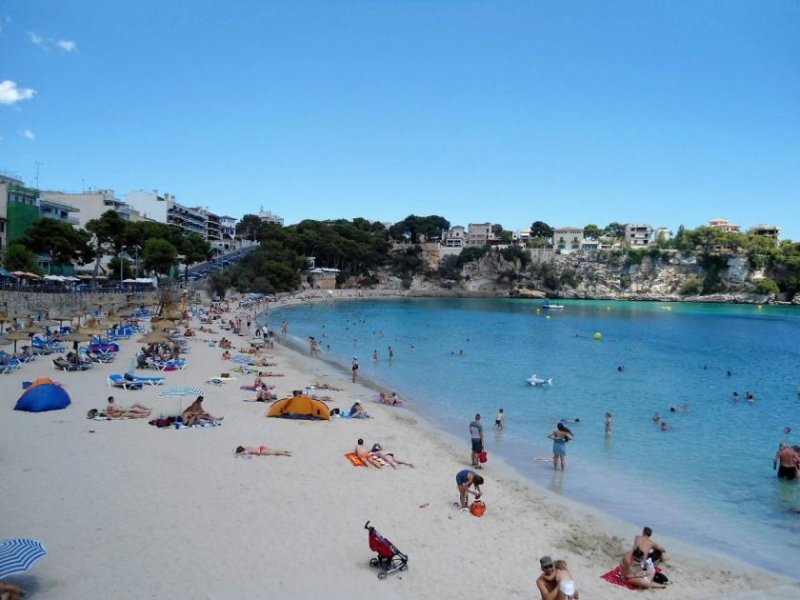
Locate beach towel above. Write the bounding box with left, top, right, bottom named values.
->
left=344, top=452, right=366, bottom=467
left=600, top=566, right=663, bottom=590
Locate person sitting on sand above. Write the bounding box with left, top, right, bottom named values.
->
left=222, top=350, right=231, bottom=360
left=370, top=443, right=414, bottom=468
left=103, top=396, right=152, bottom=419
left=355, top=438, right=383, bottom=468
left=619, top=547, right=666, bottom=589
left=312, top=382, right=342, bottom=391
left=234, top=445, right=291, bottom=457
left=181, top=396, right=223, bottom=426
left=348, top=401, right=370, bottom=418
left=633, top=527, right=666, bottom=564
left=255, top=388, right=276, bottom=402
left=553, top=559, right=579, bottom=600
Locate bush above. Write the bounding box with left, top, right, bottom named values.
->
left=754, top=279, right=779, bottom=294
left=680, top=277, right=704, bottom=295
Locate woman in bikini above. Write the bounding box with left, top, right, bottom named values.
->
left=234, top=445, right=292, bottom=457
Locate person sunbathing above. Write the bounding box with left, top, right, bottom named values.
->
left=181, top=396, right=223, bottom=426
left=234, top=445, right=292, bottom=457
left=311, top=382, right=343, bottom=391
left=371, top=443, right=414, bottom=468
left=103, top=396, right=152, bottom=419
left=355, top=438, right=383, bottom=468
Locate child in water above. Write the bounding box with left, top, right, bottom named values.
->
left=554, top=559, right=579, bottom=600
left=495, top=408, right=505, bottom=430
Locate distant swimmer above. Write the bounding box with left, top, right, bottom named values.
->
left=605, top=412, right=613, bottom=436
left=617, top=365, right=624, bottom=373
left=652, top=412, right=660, bottom=423
left=660, top=421, right=668, bottom=431
left=746, top=391, right=755, bottom=402
left=732, top=391, right=740, bottom=401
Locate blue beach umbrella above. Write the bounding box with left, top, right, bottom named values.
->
left=0, top=538, right=47, bottom=579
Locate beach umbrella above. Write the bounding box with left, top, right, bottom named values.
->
left=61, top=327, right=94, bottom=351
left=137, top=331, right=172, bottom=345
left=1, top=330, right=30, bottom=353
left=159, top=385, right=206, bottom=414
left=159, top=385, right=205, bottom=398
left=0, top=538, right=47, bottom=579
left=151, top=320, right=177, bottom=331
left=21, top=319, right=44, bottom=335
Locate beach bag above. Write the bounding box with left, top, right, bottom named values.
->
left=653, top=572, right=669, bottom=585
left=479, top=450, right=488, bottom=464
left=469, top=500, right=486, bottom=517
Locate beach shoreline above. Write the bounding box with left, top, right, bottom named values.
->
left=1, top=296, right=797, bottom=598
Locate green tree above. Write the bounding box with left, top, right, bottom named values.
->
left=388, top=215, right=450, bottom=242
left=603, top=222, right=626, bottom=239
left=2, top=242, right=40, bottom=273
left=141, top=238, right=178, bottom=276
left=24, top=217, right=95, bottom=270
left=530, top=221, right=553, bottom=239
left=236, top=214, right=263, bottom=242
left=86, top=210, right=127, bottom=289
left=181, top=233, right=213, bottom=278
left=583, top=224, right=602, bottom=239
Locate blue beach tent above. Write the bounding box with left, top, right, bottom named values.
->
left=15, top=378, right=71, bottom=413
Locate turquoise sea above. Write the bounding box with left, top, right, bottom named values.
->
left=266, top=298, right=800, bottom=577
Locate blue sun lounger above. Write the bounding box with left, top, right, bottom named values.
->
left=123, top=373, right=165, bottom=386
left=107, top=374, right=143, bottom=390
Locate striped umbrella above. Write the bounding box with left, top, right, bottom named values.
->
left=159, top=385, right=205, bottom=398
left=0, top=538, right=47, bottom=578
left=159, top=385, right=205, bottom=414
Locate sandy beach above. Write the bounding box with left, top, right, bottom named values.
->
left=2, top=297, right=798, bottom=599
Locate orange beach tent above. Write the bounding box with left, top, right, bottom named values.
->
left=267, top=394, right=331, bottom=420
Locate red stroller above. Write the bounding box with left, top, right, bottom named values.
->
left=364, top=521, right=409, bottom=579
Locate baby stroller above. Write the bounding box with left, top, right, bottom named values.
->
left=364, top=521, right=409, bottom=580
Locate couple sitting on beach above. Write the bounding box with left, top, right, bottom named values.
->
left=354, top=439, right=413, bottom=468
left=181, top=396, right=223, bottom=426
left=377, top=391, right=402, bottom=406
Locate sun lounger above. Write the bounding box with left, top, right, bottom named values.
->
left=1, top=358, right=22, bottom=374
left=123, top=373, right=165, bottom=386
left=107, top=374, right=143, bottom=390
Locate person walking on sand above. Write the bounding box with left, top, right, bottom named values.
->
left=548, top=422, right=573, bottom=471
left=351, top=357, right=359, bottom=383
left=455, top=469, right=483, bottom=510
left=469, top=413, right=484, bottom=469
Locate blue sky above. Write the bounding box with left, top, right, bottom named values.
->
left=2, top=1, right=798, bottom=240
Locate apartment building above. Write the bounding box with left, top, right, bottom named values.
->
left=624, top=223, right=653, bottom=247
left=466, top=223, right=493, bottom=247
left=40, top=189, right=136, bottom=229
left=748, top=224, right=780, bottom=247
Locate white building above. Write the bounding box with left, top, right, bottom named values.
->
left=40, top=189, right=136, bottom=229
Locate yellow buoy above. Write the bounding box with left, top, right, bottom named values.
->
left=593, top=332, right=602, bottom=340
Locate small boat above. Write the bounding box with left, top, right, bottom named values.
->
left=526, top=374, right=553, bottom=386
left=541, top=300, right=564, bottom=310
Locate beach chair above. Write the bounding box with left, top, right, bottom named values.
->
left=53, top=357, right=82, bottom=372
left=123, top=372, right=165, bottom=386
left=364, top=521, right=409, bottom=580
left=1, top=358, right=22, bottom=375
left=107, top=374, right=143, bottom=390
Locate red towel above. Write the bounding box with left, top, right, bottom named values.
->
left=600, top=566, right=663, bottom=590
left=344, top=452, right=366, bottom=467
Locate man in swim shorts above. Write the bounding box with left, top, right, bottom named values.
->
left=469, top=413, right=484, bottom=468
left=455, top=469, right=483, bottom=509
left=777, top=445, right=799, bottom=480
left=633, top=527, right=666, bottom=564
